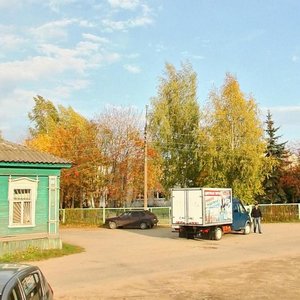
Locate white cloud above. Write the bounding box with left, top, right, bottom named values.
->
left=265, top=105, right=300, bottom=113
left=261, top=105, right=300, bottom=142
left=103, top=1, right=153, bottom=32
left=154, top=43, right=166, bottom=53
left=108, top=0, right=140, bottom=10
left=0, top=57, right=55, bottom=83
left=292, top=55, right=299, bottom=62
left=126, top=53, right=140, bottom=59
left=82, top=33, right=109, bottom=44
left=78, top=20, right=95, bottom=28
left=181, top=51, right=205, bottom=60
left=30, top=18, right=77, bottom=41
left=262, top=105, right=300, bottom=129
left=0, top=33, right=26, bottom=50
left=0, top=48, right=85, bottom=86
left=0, top=88, right=35, bottom=142
left=0, top=0, right=24, bottom=9
left=0, top=38, right=122, bottom=88
left=123, top=64, right=141, bottom=74
left=192, top=55, right=205, bottom=60
left=49, top=79, right=90, bottom=99
left=47, top=0, right=78, bottom=13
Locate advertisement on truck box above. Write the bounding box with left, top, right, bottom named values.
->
left=204, top=189, right=232, bottom=225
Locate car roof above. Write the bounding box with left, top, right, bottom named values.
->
left=0, top=264, right=36, bottom=295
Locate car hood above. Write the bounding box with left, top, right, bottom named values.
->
left=105, top=217, right=119, bottom=222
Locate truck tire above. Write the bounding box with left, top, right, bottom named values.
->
left=243, top=222, right=251, bottom=235
left=187, top=232, right=195, bottom=239
left=179, top=230, right=187, bottom=238
left=213, top=227, right=223, bottom=240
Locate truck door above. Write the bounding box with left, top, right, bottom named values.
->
left=232, top=200, right=249, bottom=230
left=186, top=189, right=203, bottom=225
left=171, top=190, right=186, bottom=225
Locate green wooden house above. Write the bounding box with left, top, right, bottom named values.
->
left=0, top=140, right=71, bottom=256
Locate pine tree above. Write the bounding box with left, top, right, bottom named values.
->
left=262, top=110, right=288, bottom=203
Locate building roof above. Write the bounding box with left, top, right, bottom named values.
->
left=0, top=140, right=71, bottom=165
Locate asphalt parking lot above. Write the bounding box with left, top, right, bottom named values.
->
left=34, top=223, right=300, bottom=299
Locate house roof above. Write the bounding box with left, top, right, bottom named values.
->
left=0, top=140, right=71, bottom=165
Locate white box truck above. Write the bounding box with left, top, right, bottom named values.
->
left=171, top=188, right=251, bottom=240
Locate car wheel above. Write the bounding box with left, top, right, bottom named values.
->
left=109, top=221, right=117, bottom=229
left=140, top=222, right=148, bottom=230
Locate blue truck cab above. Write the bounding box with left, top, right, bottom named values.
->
left=232, top=198, right=252, bottom=234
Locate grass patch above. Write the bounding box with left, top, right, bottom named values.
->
left=0, top=243, right=84, bottom=263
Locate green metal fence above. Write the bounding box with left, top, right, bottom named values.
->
left=59, top=204, right=300, bottom=226
left=59, top=207, right=171, bottom=226
left=259, top=203, right=300, bottom=222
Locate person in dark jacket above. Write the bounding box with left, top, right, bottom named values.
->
left=251, top=202, right=262, bottom=233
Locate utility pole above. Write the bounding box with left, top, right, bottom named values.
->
left=144, top=105, right=148, bottom=210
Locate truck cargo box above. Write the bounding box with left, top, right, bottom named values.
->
left=171, top=188, right=233, bottom=227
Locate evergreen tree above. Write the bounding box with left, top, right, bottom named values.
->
left=262, top=110, right=288, bottom=203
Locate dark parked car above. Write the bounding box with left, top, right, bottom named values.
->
left=0, top=264, right=53, bottom=300
left=105, top=210, right=159, bottom=229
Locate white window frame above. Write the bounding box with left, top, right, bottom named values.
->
left=8, top=177, right=38, bottom=228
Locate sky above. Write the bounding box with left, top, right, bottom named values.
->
left=0, top=0, right=300, bottom=144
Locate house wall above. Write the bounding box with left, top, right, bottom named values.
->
left=0, top=167, right=62, bottom=255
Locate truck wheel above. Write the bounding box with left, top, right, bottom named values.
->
left=214, top=227, right=222, bottom=240
left=187, top=232, right=195, bottom=239
left=179, top=230, right=187, bottom=238
left=243, top=222, right=251, bottom=235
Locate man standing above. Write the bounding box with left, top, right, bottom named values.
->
left=251, top=202, right=263, bottom=234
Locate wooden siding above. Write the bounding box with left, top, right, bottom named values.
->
left=0, top=167, right=61, bottom=237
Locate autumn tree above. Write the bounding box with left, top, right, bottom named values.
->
left=94, top=106, right=161, bottom=206
left=28, top=95, right=59, bottom=137
left=149, top=62, right=202, bottom=192
left=202, top=73, right=272, bottom=203
left=280, top=163, right=300, bottom=203
left=261, top=110, right=288, bottom=203
left=26, top=96, right=103, bottom=208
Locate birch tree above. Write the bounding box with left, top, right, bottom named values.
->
left=202, top=73, right=272, bottom=203
left=149, top=62, right=202, bottom=191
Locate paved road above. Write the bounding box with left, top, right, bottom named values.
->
left=34, top=223, right=300, bottom=299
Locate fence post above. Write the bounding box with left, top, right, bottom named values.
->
left=62, top=209, right=65, bottom=224
left=103, top=206, right=106, bottom=225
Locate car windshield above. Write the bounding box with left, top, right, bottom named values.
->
left=120, top=212, right=131, bottom=217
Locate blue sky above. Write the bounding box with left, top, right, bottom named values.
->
left=1, top=0, right=300, bottom=144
